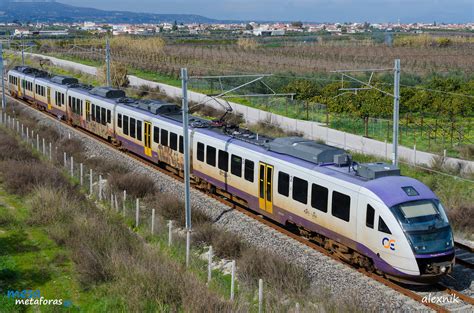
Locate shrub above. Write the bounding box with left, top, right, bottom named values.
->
left=0, top=160, right=67, bottom=195
left=108, top=172, right=156, bottom=198
left=193, top=222, right=246, bottom=259
left=85, top=157, right=128, bottom=175
left=0, top=131, right=37, bottom=162
left=238, top=247, right=310, bottom=296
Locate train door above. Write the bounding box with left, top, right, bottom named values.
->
left=144, top=121, right=152, bottom=157
left=258, top=162, right=274, bottom=214
left=85, top=100, right=91, bottom=121
left=47, top=87, right=51, bottom=110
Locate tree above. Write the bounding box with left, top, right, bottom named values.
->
left=291, top=21, right=303, bottom=28
left=283, top=80, right=320, bottom=100
left=172, top=20, right=178, bottom=31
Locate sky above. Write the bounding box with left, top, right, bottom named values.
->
left=57, top=0, right=473, bottom=23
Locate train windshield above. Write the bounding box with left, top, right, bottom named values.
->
left=390, top=199, right=453, bottom=254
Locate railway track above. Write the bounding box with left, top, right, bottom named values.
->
left=5, top=95, right=474, bottom=313
left=455, top=241, right=474, bottom=270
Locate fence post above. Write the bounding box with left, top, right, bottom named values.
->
left=258, top=279, right=263, bottom=313
left=443, top=149, right=447, bottom=159
left=98, top=175, right=103, bottom=200
left=135, top=198, right=139, bottom=228
left=70, top=156, right=74, bottom=177
left=123, top=190, right=127, bottom=216
left=63, top=152, right=67, bottom=168
left=26, top=127, right=29, bottom=143
left=21, top=124, right=23, bottom=137
left=42, top=138, right=45, bottom=155
left=49, top=142, right=52, bottom=161
left=80, top=163, right=83, bottom=186
left=413, top=144, right=416, bottom=165
left=151, top=209, right=155, bottom=234
left=295, top=303, right=300, bottom=313
left=186, top=230, right=191, bottom=268
left=230, top=260, right=236, bottom=301
left=114, top=194, right=118, bottom=212
left=68, top=132, right=71, bottom=139
left=36, top=134, right=39, bottom=151
left=110, top=193, right=113, bottom=208
left=168, top=220, right=172, bottom=246
left=89, top=168, right=93, bottom=196
left=207, top=246, right=213, bottom=283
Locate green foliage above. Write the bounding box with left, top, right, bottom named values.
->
left=283, top=79, right=320, bottom=100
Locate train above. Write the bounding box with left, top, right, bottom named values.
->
left=7, top=66, right=455, bottom=284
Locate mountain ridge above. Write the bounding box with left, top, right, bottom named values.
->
left=0, top=1, right=219, bottom=24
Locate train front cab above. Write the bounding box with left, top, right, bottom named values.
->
left=358, top=191, right=455, bottom=284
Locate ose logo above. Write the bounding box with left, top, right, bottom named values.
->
left=382, top=237, right=396, bottom=251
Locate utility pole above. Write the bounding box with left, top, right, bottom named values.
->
left=181, top=68, right=192, bottom=267
left=106, top=36, right=111, bottom=87
left=181, top=68, right=191, bottom=230
left=1, top=43, right=6, bottom=113
left=332, top=59, right=401, bottom=166
left=392, top=59, right=400, bottom=166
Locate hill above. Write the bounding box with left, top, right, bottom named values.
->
left=0, top=1, right=217, bottom=24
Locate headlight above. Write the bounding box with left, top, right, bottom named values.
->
left=440, top=266, right=447, bottom=273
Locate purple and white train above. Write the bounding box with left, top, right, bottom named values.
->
left=8, top=66, right=455, bottom=284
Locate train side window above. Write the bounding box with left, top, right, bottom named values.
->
left=161, top=129, right=168, bottom=146
left=378, top=217, right=392, bottom=234
left=123, top=115, right=129, bottom=135
left=137, top=120, right=142, bottom=141
left=118, top=114, right=122, bottom=128
left=332, top=191, right=351, bottom=222
left=62, top=94, right=65, bottom=105
left=311, top=184, right=328, bottom=212
left=179, top=135, right=184, bottom=153
left=96, top=105, right=101, bottom=122
left=231, top=155, right=242, bottom=177
left=170, top=132, right=178, bottom=151
left=206, top=146, right=216, bottom=167
left=130, top=118, right=136, bottom=138
left=107, top=110, right=111, bottom=124
left=366, top=205, right=375, bottom=229
left=278, top=172, right=290, bottom=197
left=244, top=160, right=254, bottom=182
left=91, top=104, right=96, bottom=121
left=292, top=177, right=308, bottom=204
left=218, top=150, right=229, bottom=172
left=197, top=142, right=205, bottom=161
left=153, top=127, right=159, bottom=143
left=80, top=100, right=83, bottom=115
left=101, top=108, right=106, bottom=125
left=68, top=96, right=72, bottom=107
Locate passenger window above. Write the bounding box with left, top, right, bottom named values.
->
left=218, top=150, right=229, bottom=172
left=101, top=108, right=106, bottom=125
left=161, top=129, right=168, bottom=146
left=311, top=184, right=328, bottom=212
left=107, top=110, right=111, bottom=124
left=231, top=155, right=242, bottom=177
left=332, top=191, right=351, bottom=222
left=244, top=160, right=254, bottom=182
left=292, top=177, right=308, bottom=204
left=130, top=118, right=136, bottom=138
left=137, top=120, right=142, bottom=141
left=123, top=115, right=129, bottom=135
left=179, top=135, right=184, bottom=153
left=197, top=142, right=205, bottom=161
left=278, top=172, right=290, bottom=197
left=206, top=146, right=216, bottom=166
left=118, top=114, right=122, bottom=128
left=170, top=132, right=178, bottom=151
left=96, top=105, right=101, bottom=122
left=366, top=205, right=375, bottom=229
left=378, top=217, right=392, bottom=234
left=92, top=104, right=96, bottom=121
left=153, top=126, right=160, bottom=143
